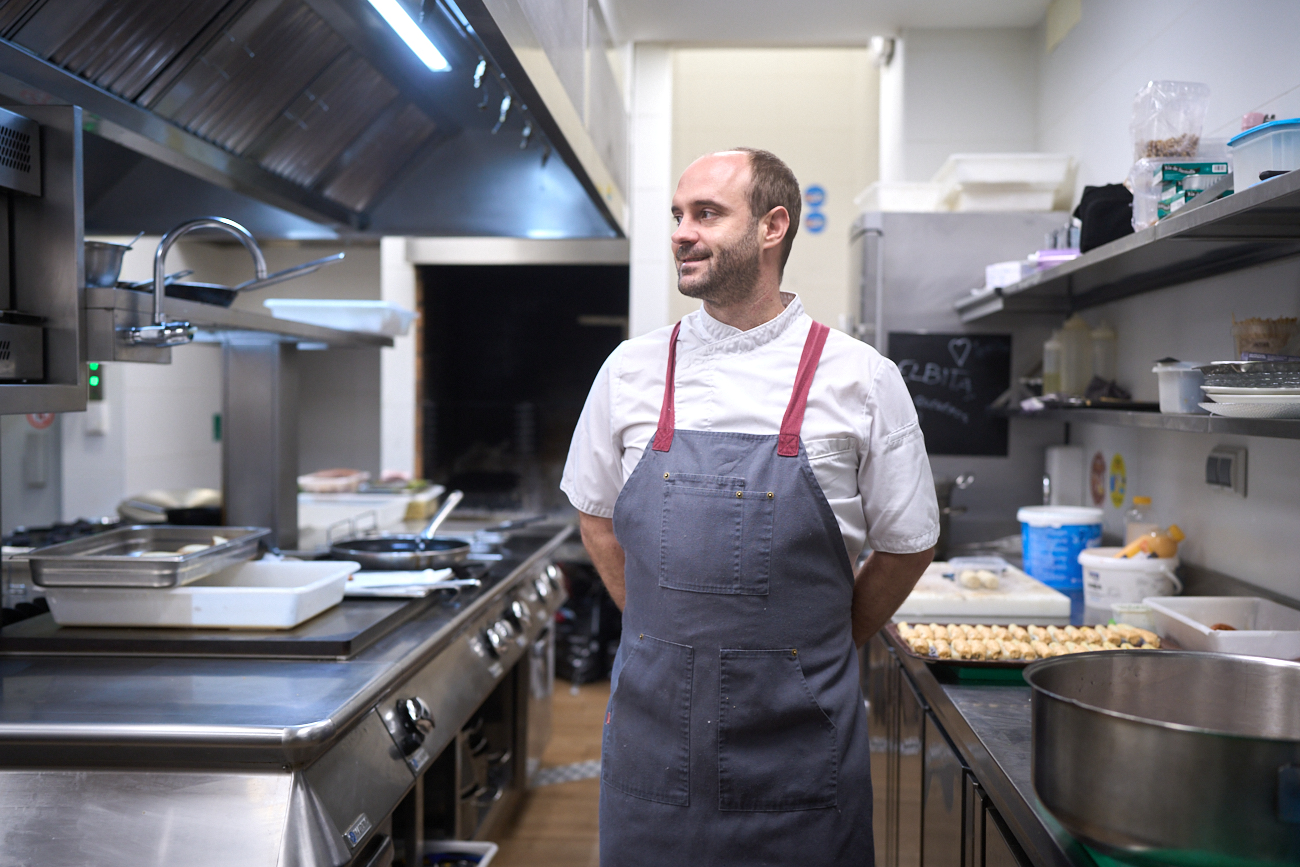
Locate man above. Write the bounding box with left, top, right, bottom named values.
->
left=561, top=148, right=939, bottom=866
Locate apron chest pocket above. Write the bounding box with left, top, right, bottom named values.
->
left=602, top=634, right=694, bottom=806
left=717, top=649, right=838, bottom=811
left=659, top=473, right=774, bottom=595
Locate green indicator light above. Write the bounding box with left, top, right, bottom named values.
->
left=88, top=363, right=99, bottom=371
left=88, top=376, right=99, bottom=387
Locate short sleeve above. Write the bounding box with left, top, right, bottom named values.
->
left=560, top=348, right=625, bottom=518
left=859, top=360, right=940, bottom=554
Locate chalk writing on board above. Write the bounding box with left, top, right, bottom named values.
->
left=888, top=332, right=1011, bottom=457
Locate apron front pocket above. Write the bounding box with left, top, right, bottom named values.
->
left=717, top=649, right=838, bottom=811
left=602, top=633, right=694, bottom=806
left=659, top=473, right=773, bottom=595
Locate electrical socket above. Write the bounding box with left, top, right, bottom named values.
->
left=1205, top=446, right=1247, bottom=497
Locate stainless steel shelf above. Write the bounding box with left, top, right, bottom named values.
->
left=1014, top=407, right=1300, bottom=440
left=955, top=169, right=1300, bottom=322
left=86, top=286, right=393, bottom=351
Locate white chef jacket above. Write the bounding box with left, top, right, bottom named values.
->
left=561, top=293, right=940, bottom=563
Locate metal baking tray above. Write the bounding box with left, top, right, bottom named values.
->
left=29, top=526, right=270, bottom=588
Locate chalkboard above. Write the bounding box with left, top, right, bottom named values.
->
left=888, top=333, right=1011, bottom=456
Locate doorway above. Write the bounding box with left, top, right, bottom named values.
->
left=419, top=264, right=628, bottom=512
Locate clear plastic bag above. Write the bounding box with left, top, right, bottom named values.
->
left=1130, top=80, right=1211, bottom=162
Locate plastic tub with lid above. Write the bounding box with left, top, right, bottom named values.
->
left=1227, top=118, right=1300, bottom=188
left=1017, top=506, right=1103, bottom=589
left=1078, top=547, right=1181, bottom=610
left=1152, top=360, right=1208, bottom=414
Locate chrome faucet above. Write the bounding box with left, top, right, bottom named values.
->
left=124, top=217, right=268, bottom=347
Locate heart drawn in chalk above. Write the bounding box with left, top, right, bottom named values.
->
left=947, top=337, right=972, bottom=368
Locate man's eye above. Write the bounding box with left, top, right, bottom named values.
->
left=672, top=214, right=682, bottom=225
left=700, top=210, right=715, bottom=219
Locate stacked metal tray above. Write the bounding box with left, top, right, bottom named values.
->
left=28, top=526, right=270, bottom=588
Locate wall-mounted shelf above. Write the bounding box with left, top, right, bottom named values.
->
left=955, top=169, right=1300, bottom=323
left=86, top=285, right=392, bottom=364
left=1014, top=408, right=1300, bottom=441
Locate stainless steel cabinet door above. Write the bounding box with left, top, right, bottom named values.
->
left=898, top=669, right=925, bottom=867
left=922, top=713, right=964, bottom=867
left=984, top=805, right=1029, bottom=867
left=866, top=635, right=899, bottom=867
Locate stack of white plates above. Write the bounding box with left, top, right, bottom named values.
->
left=1199, top=360, right=1300, bottom=418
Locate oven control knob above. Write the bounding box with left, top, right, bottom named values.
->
left=485, top=621, right=512, bottom=657
left=545, top=564, right=561, bottom=591
left=396, top=696, right=434, bottom=755
left=507, top=599, right=531, bottom=629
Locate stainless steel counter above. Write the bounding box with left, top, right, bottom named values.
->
left=883, top=630, right=1096, bottom=867
left=0, top=523, right=573, bottom=867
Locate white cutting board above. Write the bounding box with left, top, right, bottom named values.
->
left=893, top=561, right=1071, bottom=623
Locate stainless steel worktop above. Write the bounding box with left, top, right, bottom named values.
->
left=0, top=524, right=571, bottom=771
left=885, top=631, right=1096, bottom=867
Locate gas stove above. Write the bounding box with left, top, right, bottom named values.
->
left=2, top=517, right=119, bottom=549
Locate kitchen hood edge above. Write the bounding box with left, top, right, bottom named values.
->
left=0, top=38, right=363, bottom=230
left=458, top=0, right=627, bottom=236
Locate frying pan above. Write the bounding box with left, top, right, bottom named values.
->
left=121, top=253, right=347, bottom=308
left=329, top=491, right=470, bottom=570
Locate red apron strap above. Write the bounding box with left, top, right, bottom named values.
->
left=651, top=322, right=683, bottom=452
left=778, top=321, right=830, bottom=457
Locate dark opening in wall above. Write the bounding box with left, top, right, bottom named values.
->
left=419, top=263, right=628, bottom=512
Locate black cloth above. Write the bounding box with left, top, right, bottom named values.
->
left=1073, top=184, right=1134, bottom=252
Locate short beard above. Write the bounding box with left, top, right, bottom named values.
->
left=676, top=221, right=762, bottom=307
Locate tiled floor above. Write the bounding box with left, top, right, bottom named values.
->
left=492, top=681, right=609, bottom=867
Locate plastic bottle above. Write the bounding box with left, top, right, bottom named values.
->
left=1059, top=314, right=1093, bottom=396
left=1124, top=496, right=1158, bottom=544
left=1091, top=320, right=1117, bottom=383
left=1042, top=330, right=1063, bottom=395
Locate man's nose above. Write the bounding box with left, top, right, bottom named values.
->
left=670, top=218, right=697, bottom=248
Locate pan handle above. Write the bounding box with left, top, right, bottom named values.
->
left=420, top=490, right=464, bottom=539
left=232, top=252, right=346, bottom=293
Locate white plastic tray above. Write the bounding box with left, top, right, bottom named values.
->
left=1145, top=596, right=1300, bottom=659
left=44, top=560, right=358, bottom=629
left=263, top=299, right=418, bottom=337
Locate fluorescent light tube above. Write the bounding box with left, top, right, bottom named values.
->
left=367, top=0, right=451, bottom=71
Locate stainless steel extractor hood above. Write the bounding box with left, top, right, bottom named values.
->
left=0, top=0, right=623, bottom=238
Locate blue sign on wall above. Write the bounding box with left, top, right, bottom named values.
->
left=804, top=185, right=826, bottom=234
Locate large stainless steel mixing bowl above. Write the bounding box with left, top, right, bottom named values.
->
left=1026, top=651, right=1300, bottom=867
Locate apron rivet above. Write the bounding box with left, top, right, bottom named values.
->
left=767, top=492, right=774, bottom=498
left=791, top=649, right=798, bottom=657
left=639, top=633, right=644, bottom=639
left=735, top=491, right=743, bottom=498
left=664, top=473, right=669, bottom=479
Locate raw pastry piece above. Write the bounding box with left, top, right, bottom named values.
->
left=974, top=624, right=993, bottom=640
left=1047, top=625, right=1066, bottom=644
left=983, top=639, right=1002, bottom=659
left=932, top=639, right=952, bottom=659
left=1063, top=625, right=1082, bottom=641
left=1018, top=641, right=1038, bottom=660
left=897, top=622, right=915, bottom=639
left=946, top=624, right=965, bottom=641
left=999, top=640, right=1022, bottom=660
left=1079, top=626, right=1101, bottom=644
left=909, top=638, right=931, bottom=656
left=914, top=624, right=934, bottom=640
left=1028, top=625, right=1050, bottom=642
left=959, top=624, right=979, bottom=639
left=990, top=625, right=1009, bottom=640
left=958, top=570, right=982, bottom=589
left=1132, top=628, right=1161, bottom=648
left=977, top=569, right=1000, bottom=589
left=1062, top=641, right=1086, bottom=654
left=1007, top=624, right=1029, bottom=641
left=1031, top=639, right=1051, bottom=658
left=951, top=638, right=971, bottom=659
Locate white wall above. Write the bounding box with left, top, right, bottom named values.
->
left=1037, top=0, right=1300, bottom=195
left=669, top=47, right=880, bottom=329
left=894, top=28, right=1039, bottom=182
left=627, top=43, right=674, bottom=337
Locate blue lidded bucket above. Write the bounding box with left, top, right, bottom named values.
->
left=1017, top=506, right=1104, bottom=589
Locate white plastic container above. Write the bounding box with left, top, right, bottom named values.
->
left=1078, top=547, right=1181, bottom=610
left=932, top=153, right=1075, bottom=212
left=853, top=181, right=946, bottom=212
left=1017, top=506, right=1103, bottom=588
left=1059, top=314, right=1093, bottom=396
left=422, top=840, right=498, bottom=865
left=44, top=560, right=357, bottom=629
left=1144, top=596, right=1300, bottom=659
left=1152, top=361, right=1208, bottom=413
left=263, top=299, right=418, bottom=337
left=1227, top=118, right=1300, bottom=189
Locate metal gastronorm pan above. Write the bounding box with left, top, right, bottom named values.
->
left=1026, top=650, right=1300, bottom=867
left=29, top=525, right=270, bottom=588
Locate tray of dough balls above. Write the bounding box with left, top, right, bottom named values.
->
left=888, top=621, right=1164, bottom=667
left=892, top=557, right=1072, bottom=625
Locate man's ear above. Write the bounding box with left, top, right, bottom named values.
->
left=761, top=206, right=790, bottom=251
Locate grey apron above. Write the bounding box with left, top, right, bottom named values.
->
left=601, top=320, right=874, bottom=866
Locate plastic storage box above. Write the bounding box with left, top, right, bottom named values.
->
left=1227, top=118, right=1300, bottom=189
left=853, top=181, right=946, bottom=212
left=43, top=560, right=357, bottom=628
left=1017, top=506, right=1103, bottom=588
left=263, top=299, right=418, bottom=337
left=1152, top=361, right=1208, bottom=413
left=1144, top=596, right=1300, bottom=659
left=932, top=153, right=1075, bottom=212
